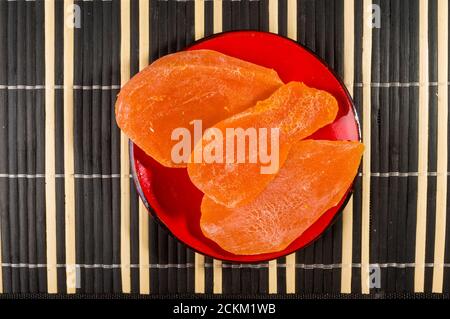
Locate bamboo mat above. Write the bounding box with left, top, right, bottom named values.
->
left=0, top=0, right=449, bottom=297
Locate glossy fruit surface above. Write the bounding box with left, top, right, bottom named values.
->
left=116, top=49, right=282, bottom=167
left=200, top=140, right=364, bottom=255
left=187, top=81, right=339, bottom=208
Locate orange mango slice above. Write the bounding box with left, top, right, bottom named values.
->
left=115, top=49, right=283, bottom=167
left=200, top=140, right=364, bottom=255
left=187, top=82, right=338, bottom=208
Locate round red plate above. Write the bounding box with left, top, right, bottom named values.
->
left=131, top=31, right=361, bottom=263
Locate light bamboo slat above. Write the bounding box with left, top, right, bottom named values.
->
left=120, top=0, right=132, bottom=294
left=361, top=0, right=372, bottom=294
left=44, top=0, right=58, bottom=294
left=138, top=0, right=150, bottom=295
left=285, top=0, right=298, bottom=294
left=287, top=0, right=297, bottom=41
left=432, top=0, right=448, bottom=294
left=341, top=0, right=355, bottom=294
left=414, top=0, right=429, bottom=293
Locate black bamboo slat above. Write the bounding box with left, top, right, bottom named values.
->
left=396, top=0, right=411, bottom=293
left=378, top=0, right=391, bottom=293
left=278, top=0, right=287, bottom=37
left=406, top=0, right=420, bottom=292
left=240, top=0, right=250, bottom=30
left=259, top=0, right=269, bottom=31
left=231, top=0, right=241, bottom=29
left=17, top=0, right=29, bottom=293
left=231, top=263, right=241, bottom=294
left=35, top=0, right=47, bottom=293
left=295, top=252, right=305, bottom=292
left=157, top=0, right=169, bottom=295
left=5, top=3, right=16, bottom=292
left=351, top=0, right=364, bottom=294
left=186, top=0, right=196, bottom=43
left=151, top=0, right=159, bottom=63
left=81, top=0, right=94, bottom=294
left=101, top=0, right=113, bottom=293
left=73, top=0, right=85, bottom=294
left=166, top=232, right=178, bottom=294
left=249, top=0, right=259, bottom=30
left=240, top=262, right=254, bottom=293
left=7, top=0, right=20, bottom=293
left=92, top=0, right=104, bottom=293
left=249, top=264, right=257, bottom=294
left=168, top=0, right=176, bottom=54
left=304, top=0, right=315, bottom=51
left=324, top=0, right=335, bottom=68
left=258, top=263, right=268, bottom=294
left=205, top=0, right=214, bottom=36
left=221, top=263, right=231, bottom=294
left=223, top=0, right=231, bottom=32
left=177, top=243, right=188, bottom=293
left=333, top=0, right=344, bottom=79
left=0, top=0, right=11, bottom=294
left=314, top=0, right=325, bottom=58
left=25, top=0, right=37, bottom=293
left=333, top=0, right=345, bottom=293
left=297, top=0, right=305, bottom=43
left=129, top=0, right=140, bottom=294
left=240, top=265, right=252, bottom=294
left=175, top=0, right=185, bottom=55
left=276, top=260, right=286, bottom=294
left=369, top=0, right=381, bottom=295
left=387, top=0, right=401, bottom=292
left=204, top=256, right=213, bottom=294
left=110, top=0, right=122, bottom=294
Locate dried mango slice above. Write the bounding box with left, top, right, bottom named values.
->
left=187, top=82, right=338, bottom=208
left=200, top=140, right=364, bottom=255
left=115, top=49, right=283, bottom=167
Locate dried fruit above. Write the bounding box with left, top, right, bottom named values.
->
left=115, top=49, right=283, bottom=167
left=187, top=82, right=339, bottom=208
left=200, top=140, right=364, bottom=255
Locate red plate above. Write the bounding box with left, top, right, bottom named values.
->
left=130, top=31, right=361, bottom=263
